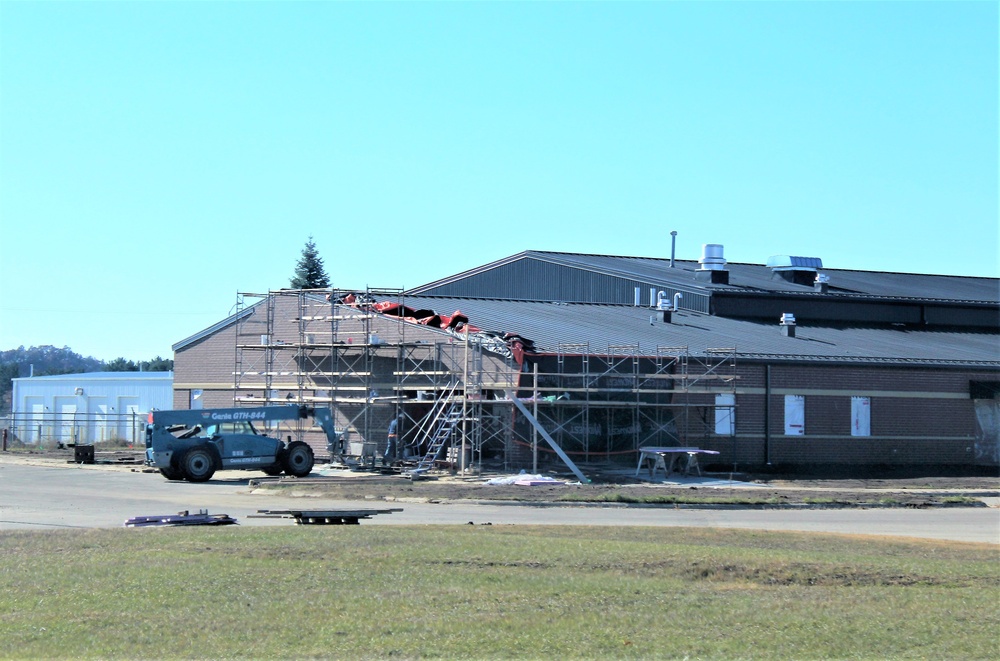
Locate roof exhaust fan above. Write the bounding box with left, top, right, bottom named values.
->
left=696, top=244, right=730, bottom=284
left=656, top=291, right=683, bottom=323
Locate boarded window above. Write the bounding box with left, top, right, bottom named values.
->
left=785, top=395, right=805, bottom=435
left=715, top=393, right=735, bottom=435
left=851, top=396, right=871, bottom=436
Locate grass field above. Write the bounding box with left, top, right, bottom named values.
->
left=1, top=526, right=997, bottom=659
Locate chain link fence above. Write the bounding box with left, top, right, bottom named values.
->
left=4, top=412, right=146, bottom=447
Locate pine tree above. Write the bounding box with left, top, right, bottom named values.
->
left=290, top=236, right=331, bottom=289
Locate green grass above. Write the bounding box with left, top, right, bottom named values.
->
left=1, top=526, right=997, bottom=659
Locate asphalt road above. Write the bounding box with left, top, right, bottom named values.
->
left=1, top=461, right=997, bottom=544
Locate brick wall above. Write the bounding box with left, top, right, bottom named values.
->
left=688, top=363, right=997, bottom=470
left=172, top=295, right=998, bottom=470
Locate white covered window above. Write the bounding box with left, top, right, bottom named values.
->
left=785, top=395, right=805, bottom=435
left=851, top=396, right=871, bottom=436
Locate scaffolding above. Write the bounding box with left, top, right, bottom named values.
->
left=518, top=343, right=737, bottom=468
left=232, top=289, right=737, bottom=473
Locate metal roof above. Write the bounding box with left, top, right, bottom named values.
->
left=409, top=250, right=1000, bottom=304
left=385, top=294, right=1000, bottom=367
left=13, top=371, right=173, bottom=382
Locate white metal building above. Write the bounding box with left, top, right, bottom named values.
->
left=10, top=372, right=173, bottom=445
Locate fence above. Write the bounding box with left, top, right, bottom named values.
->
left=5, top=411, right=146, bottom=446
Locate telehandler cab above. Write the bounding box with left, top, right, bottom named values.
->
left=145, top=405, right=335, bottom=482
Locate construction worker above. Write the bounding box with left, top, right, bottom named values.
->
left=383, top=413, right=404, bottom=465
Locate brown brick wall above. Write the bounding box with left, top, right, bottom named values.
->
left=688, top=363, right=996, bottom=469
left=172, top=296, right=998, bottom=469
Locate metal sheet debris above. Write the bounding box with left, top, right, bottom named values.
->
left=124, top=510, right=238, bottom=527
left=250, top=508, right=402, bottom=525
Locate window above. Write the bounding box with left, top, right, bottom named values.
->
left=851, top=396, right=871, bottom=436
left=190, top=389, right=203, bottom=410
left=785, top=395, right=805, bottom=435
left=715, top=393, right=735, bottom=435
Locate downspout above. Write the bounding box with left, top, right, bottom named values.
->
left=764, top=364, right=772, bottom=466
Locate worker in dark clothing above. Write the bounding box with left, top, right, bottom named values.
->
left=383, top=413, right=404, bottom=465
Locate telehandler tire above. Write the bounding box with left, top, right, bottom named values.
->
left=159, top=465, right=184, bottom=481
left=182, top=448, right=216, bottom=482
left=282, top=441, right=314, bottom=477
left=261, top=464, right=283, bottom=476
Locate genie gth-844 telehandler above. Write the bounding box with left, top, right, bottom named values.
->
left=145, top=405, right=336, bottom=482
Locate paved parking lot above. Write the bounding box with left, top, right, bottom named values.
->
left=1, top=459, right=997, bottom=543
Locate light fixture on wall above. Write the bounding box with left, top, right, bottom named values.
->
left=75, top=388, right=84, bottom=395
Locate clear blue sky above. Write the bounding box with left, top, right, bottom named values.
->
left=1, top=1, right=997, bottom=362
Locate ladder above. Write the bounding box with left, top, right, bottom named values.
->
left=411, top=383, right=464, bottom=474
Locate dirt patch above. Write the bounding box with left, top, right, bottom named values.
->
left=265, top=478, right=996, bottom=508
left=254, top=464, right=999, bottom=508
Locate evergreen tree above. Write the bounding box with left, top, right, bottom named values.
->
left=106, top=357, right=139, bottom=372
left=141, top=356, right=174, bottom=372
left=290, top=236, right=331, bottom=289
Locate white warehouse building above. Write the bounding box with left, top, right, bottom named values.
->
left=10, top=372, right=173, bottom=446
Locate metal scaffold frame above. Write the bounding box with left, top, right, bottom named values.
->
left=233, top=289, right=519, bottom=471
left=232, top=289, right=737, bottom=474
left=517, top=344, right=736, bottom=468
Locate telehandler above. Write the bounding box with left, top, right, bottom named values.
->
left=145, top=405, right=335, bottom=482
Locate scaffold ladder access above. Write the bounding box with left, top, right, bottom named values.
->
left=411, top=404, right=464, bottom=474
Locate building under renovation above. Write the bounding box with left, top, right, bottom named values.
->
left=171, top=247, right=1000, bottom=475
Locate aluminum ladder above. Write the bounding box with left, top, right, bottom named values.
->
left=411, top=385, right=464, bottom=474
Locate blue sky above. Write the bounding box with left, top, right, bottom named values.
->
left=1, top=1, right=996, bottom=361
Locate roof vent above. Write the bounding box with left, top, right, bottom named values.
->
left=779, top=312, right=797, bottom=337
left=767, top=255, right=824, bottom=286
left=696, top=244, right=730, bottom=284
left=699, top=244, right=727, bottom=270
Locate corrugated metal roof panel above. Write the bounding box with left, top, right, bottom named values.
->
left=409, top=250, right=999, bottom=304
left=386, top=295, right=1000, bottom=366
left=13, top=372, right=173, bottom=382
